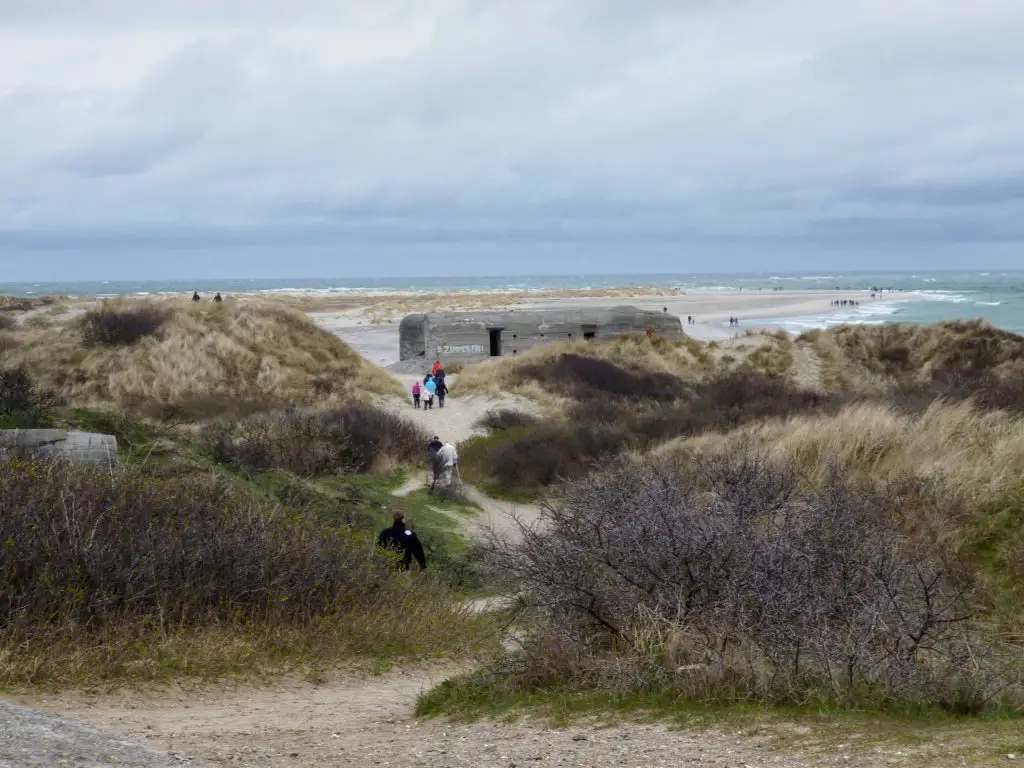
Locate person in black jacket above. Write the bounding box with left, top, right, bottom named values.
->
left=377, top=511, right=426, bottom=570
left=435, top=376, right=448, bottom=408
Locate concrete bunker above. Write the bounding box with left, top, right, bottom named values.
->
left=399, top=306, right=683, bottom=365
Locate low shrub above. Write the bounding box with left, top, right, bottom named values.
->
left=0, top=458, right=481, bottom=684
left=81, top=303, right=169, bottom=346
left=461, top=372, right=835, bottom=494
left=512, top=353, right=687, bottom=402
left=475, top=409, right=540, bottom=431
left=483, top=455, right=1020, bottom=712
left=0, top=367, right=58, bottom=428
left=206, top=405, right=428, bottom=475
left=0, top=314, right=15, bottom=331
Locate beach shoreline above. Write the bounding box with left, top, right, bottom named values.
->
left=305, top=288, right=887, bottom=366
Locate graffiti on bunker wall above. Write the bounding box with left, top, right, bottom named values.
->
left=439, top=344, right=487, bottom=355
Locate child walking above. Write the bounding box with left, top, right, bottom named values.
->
left=411, top=380, right=421, bottom=408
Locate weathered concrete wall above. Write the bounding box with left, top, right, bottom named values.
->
left=0, top=429, right=118, bottom=466
left=399, top=306, right=683, bottom=363
left=399, top=313, right=428, bottom=362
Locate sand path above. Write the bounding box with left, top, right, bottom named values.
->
left=17, top=670, right=848, bottom=768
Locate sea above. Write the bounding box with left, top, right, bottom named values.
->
left=2, top=271, right=1023, bottom=334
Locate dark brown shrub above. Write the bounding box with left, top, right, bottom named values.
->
left=513, top=353, right=686, bottom=402
left=206, top=405, right=428, bottom=475
left=81, top=304, right=169, bottom=346
left=475, top=409, right=540, bottom=431
left=0, top=314, right=15, bottom=331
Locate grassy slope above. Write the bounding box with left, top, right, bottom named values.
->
left=1, top=299, right=402, bottom=416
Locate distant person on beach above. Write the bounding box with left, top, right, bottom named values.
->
left=192, top=291, right=200, bottom=302
left=412, top=380, right=421, bottom=408
left=377, top=511, right=426, bottom=570
left=434, top=442, right=459, bottom=488
left=213, top=292, right=223, bottom=303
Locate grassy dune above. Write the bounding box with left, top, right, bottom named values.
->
left=1, top=299, right=402, bottom=418
left=801, top=320, right=1024, bottom=391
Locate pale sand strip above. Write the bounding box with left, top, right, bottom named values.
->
left=310, top=289, right=882, bottom=365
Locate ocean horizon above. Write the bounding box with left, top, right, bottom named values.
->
left=2, top=270, right=1023, bottom=334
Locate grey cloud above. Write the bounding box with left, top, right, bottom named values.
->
left=1, top=0, right=1024, bottom=276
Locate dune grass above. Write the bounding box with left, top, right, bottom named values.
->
left=1, top=299, right=402, bottom=419
left=801, top=320, right=1024, bottom=392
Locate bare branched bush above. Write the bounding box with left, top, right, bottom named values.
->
left=81, top=304, right=169, bottom=346
left=206, top=405, right=428, bottom=475
left=486, top=455, right=1019, bottom=711
left=0, top=458, right=479, bottom=683
left=0, top=459, right=389, bottom=628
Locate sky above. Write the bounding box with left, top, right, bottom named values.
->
left=1, top=0, right=1023, bottom=280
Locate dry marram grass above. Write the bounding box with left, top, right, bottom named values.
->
left=1, top=299, right=402, bottom=415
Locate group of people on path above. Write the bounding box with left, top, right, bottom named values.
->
left=831, top=299, right=860, bottom=308
left=412, top=360, right=449, bottom=409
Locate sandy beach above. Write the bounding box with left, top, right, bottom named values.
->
left=308, top=289, right=878, bottom=367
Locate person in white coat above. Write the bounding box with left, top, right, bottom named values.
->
left=435, top=442, right=459, bottom=487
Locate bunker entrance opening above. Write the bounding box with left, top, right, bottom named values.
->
left=488, top=328, right=503, bottom=357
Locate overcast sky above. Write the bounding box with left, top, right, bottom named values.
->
left=2, top=0, right=1023, bottom=280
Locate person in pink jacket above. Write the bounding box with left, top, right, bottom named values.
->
left=411, top=380, right=422, bottom=409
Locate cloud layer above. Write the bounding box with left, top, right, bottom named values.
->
left=2, top=0, right=1023, bottom=275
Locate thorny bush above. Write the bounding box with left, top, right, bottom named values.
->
left=205, top=405, right=428, bottom=475
left=484, top=454, right=1021, bottom=712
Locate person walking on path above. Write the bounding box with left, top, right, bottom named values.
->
left=432, top=359, right=442, bottom=377
left=424, top=375, right=437, bottom=409
left=435, top=442, right=459, bottom=488
left=427, top=435, right=443, bottom=486
left=435, top=375, right=448, bottom=408
left=376, top=511, right=426, bottom=570
left=411, top=379, right=421, bottom=408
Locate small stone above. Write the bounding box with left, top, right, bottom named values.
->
left=572, top=735, right=587, bottom=742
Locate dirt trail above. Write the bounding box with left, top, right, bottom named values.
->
left=18, top=672, right=821, bottom=768
left=379, top=374, right=542, bottom=445
left=791, top=344, right=824, bottom=391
